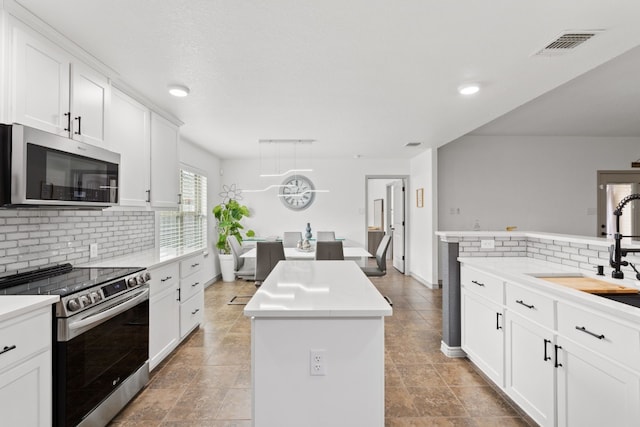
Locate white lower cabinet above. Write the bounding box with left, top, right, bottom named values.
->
left=149, top=262, right=180, bottom=371
left=505, top=311, right=556, bottom=427
left=149, top=252, right=207, bottom=370
left=0, top=306, right=53, bottom=427
left=461, top=288, right=504, bottom=387
left=461, top=262, right=640, bottom=427
left=556, top=336, right=640, bottom=427
left=179, top=253, right=205, bottom=338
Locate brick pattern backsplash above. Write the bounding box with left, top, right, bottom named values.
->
left=458, top=235, right=528, bottom=257
left=457, top=234, right=634, bottom=277
left=0, top=210, right=154, bottom=274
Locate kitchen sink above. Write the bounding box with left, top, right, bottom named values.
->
left=594, top=293, right=640, bottom=309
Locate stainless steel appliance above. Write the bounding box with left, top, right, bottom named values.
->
left=0, top=263, right=150, bottom=427
left=0, top=124, right=120, bottom=208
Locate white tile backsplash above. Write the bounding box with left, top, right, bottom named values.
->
left=0, top=210, right=154, bottom=274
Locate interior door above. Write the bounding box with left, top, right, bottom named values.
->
left=597, top=171, right=640, bottom=242
left=391, top=180, right=405, bottom=273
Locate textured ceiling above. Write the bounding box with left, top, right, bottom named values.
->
left=12, top=0, right=640, bottom=159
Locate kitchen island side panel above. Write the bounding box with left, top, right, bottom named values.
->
left=251, top=316, right=385, bottom=427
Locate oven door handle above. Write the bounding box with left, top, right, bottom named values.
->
left=68, top=288, right=149, bottom=332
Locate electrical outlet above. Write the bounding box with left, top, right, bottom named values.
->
left=90, top=243, right=98, bottom=258
left=480, top=239, right=495, bottom=249
left=310, top=349, right=327, bottom=376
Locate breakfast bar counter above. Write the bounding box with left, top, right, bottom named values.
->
left=244, top=260, right=392, bottom=427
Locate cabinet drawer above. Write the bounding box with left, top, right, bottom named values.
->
left=557, top=301, right=640, bottom=371
left=506, top=283, right=555, bottom=330
left=180, top=291, right=204, bottom=338
left=461, top=265, right=504, bottom=304
left=149, top=262, right=179, bottom=296
left=181, top=269, right=204, bottom=302
left=0, top=307, right=51, bottom=371
left=180, top=253, right=204, bottom=279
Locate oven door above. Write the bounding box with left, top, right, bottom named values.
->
left=54, top=289, right=149, bottom=427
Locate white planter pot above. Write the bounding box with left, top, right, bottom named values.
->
left=219, top=253, right=236, bottom=282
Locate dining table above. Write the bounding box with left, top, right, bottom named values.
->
left=240, top=246, right=372, bottom=260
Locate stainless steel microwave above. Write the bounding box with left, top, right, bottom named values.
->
left=0, top=124, right=120, bottom=208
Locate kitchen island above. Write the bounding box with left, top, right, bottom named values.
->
left=244, top=260, right=392, bottom=427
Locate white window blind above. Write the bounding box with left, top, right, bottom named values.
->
left=159, top=169, right=208, bottom=251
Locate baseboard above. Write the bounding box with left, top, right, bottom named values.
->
left=410, top=272, right=440, bottom=290
left=440, top=341, right=467, bottom=358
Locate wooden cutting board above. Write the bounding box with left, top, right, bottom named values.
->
left=542, top=277, right=640, bottom=294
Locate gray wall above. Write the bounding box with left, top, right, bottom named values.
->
left=438, top=135, right=640, bottom=235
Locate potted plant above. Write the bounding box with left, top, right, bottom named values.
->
left=213, top=198, right=255, bottom=282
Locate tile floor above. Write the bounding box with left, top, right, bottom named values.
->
left=110, top=266, right=536, bottom=427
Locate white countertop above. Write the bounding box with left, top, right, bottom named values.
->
left=244, top=261, right=392, bottom=318
left=436, top=230, right=617, bottom=246
left=81, top=248, right=207, bottom=269
left=0, top=295, right=58, bottom=322
left=458, top=256, right=640, bottom=323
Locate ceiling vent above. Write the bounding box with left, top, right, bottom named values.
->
left=534, top=31, right=603, bottom=56
left=405, top=142, right=422, bottom=147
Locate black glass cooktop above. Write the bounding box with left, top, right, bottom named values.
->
left=0, top=263, right=143, bottom=297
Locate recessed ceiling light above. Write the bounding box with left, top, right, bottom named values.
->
left=458, top=84, right=480, bottom=95
left=168, top=84, right=190, bottom=97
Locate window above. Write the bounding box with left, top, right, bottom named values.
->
left=159, top=168, right=208, bottom=252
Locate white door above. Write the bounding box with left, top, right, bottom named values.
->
left=391, top=180, right=405, bottom=273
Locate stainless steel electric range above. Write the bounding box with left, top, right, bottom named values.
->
left=0, top=263, right=151, bottom=427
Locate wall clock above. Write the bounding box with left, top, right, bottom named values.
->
left=279, top=175, right=315, bottom=211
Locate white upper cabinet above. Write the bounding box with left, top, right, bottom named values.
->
left=150, top=112, right=179, bottom=208
left=70, top=61, right=110, bottom=146
left=12, top=24, right=70, bottom=136
left=110, top=88, right=150, bottom=207
left=11, top=22, right=110, bottom=147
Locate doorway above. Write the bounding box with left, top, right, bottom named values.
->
left=597, top=170, right=640, bottom=242
left=365, top=175, right=408, bottom=274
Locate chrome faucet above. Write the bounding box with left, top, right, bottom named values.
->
left=609, top=193, right=640, bottom=279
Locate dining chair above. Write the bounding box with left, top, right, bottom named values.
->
left=226, top=236, right=257, bottom=305
left=361, top=234, right=392, bottom=277
left=283, top=231, right=302, bottom=248
left=316, top=231, right=336, bottom=241
left=227, top=236, right=255, bottom=280
left=315, top=241, right=344, bottom=260
left=255, top=241, right=286, bottom=286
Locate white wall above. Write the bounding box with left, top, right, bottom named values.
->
left=438, top=135, right=640, bottom=235
left=180, top=139, right=222, bottom=281
left=220, top=158, right=409, bottom=247
left=409, top=149, right=438, bottom=287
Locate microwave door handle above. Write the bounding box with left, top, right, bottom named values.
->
left=68, top=288, right=149, bottom=331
